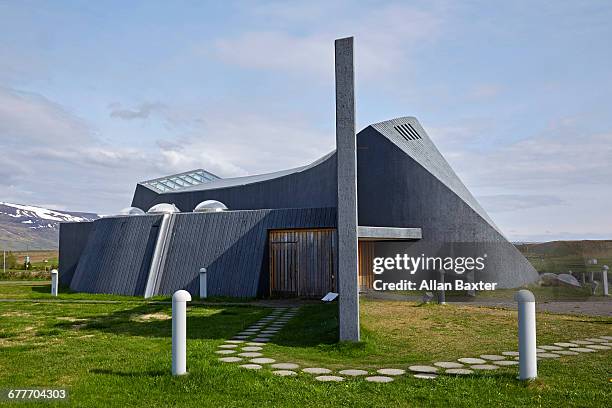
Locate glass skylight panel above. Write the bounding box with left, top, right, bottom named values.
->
left=143, top=169, right=220, bottom=193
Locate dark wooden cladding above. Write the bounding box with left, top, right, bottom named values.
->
left=269, top=229, right=336, bottom=298
left=358, top=240, right=375, bottom=291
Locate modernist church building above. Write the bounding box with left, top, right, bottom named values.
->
left=59, top=115, right=538, bottom=298
left=59, top=38, right=537, bottom=302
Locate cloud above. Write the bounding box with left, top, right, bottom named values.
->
left=212, top=3, right=445, bottom=80
left=109, top=102, right=166, bottom=120
left=0, top=87, right=333, bottom=213
left=477, top=194, right=564, bottom=213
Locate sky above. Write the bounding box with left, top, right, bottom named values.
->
left=1, top=0, right=611, bottom=242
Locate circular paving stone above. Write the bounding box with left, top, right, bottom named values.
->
left=585, top=338, right=607, bottom=343
left=238, top=352, right=263, bottom=358
left=242, top=346, right=263, bottom=352
left=246, top=342, right=266, bottom=346
left=218, top=344, right=238, bottom=349
left=480, top=354, right=506, bottom=361
left=252, top=338, right=270, bottom=342
left=554, top=342, right=578, bottom=348
left=232, top=336, right=249, bottom=340
left=434, top=362, right=464, bottom=369
left=413, top=373, right=437, bottom=379
left=218, top=357, right=242, bottom=363
left=535, top=348, right=545, bottom=352
left=570, top=347, right=596, bottom=353
left=573, top=340, right=595, bottom=345
left=365, top=376, right=394, bottom=383
left=377, top=368, right=405, bottom=376
left=273, top=370, right=297, bottom=376
left=271, top=363, right=300, bottom=370
left=586, top=344, right=611, bottom=350
left=599, top=336, right=612, bottom=340
left=237, top=332, right=255, bottom=336
left=537, top=353, right=560, bottom=358
left=215, top=350, right=236, bottom=355
left=539, top=345, right=563, bottom=351
left=240, top=364, right=262, bottom=370
left=315, top=375, right=344, bottom=382
left=502, top=351, right=519, bottom=356
left=339, top=369, right=368, bottom=376
left=250, top=358, right=276, bottom=364
left=470, top=364, right=499, bottom=370
left=445, top=368, right=473, bottom=375
left=458, top=358, right=486, bottom=364
left=409, top=365, right=438, bottom=373
left=225, top=340, right=245, bottom=344
left=494, top=360, right=519, bottom=366
left=303, top=367, right=331, bottom=374
left=555, top=350, right=579, bottom=355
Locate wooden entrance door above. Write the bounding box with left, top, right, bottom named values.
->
left=269, top=229, right=336, bottom=298
left=358, top=241, right=375, bottom=291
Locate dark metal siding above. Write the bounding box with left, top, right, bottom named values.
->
left=131, top=154, right=338, bottom=213
left=157, top=208, right=336, bottom=297
left=58, top=221, right=94, bottom=287
left=69, top=215, right=163, bottom=295
left=356, top=126, right=538, bottom=287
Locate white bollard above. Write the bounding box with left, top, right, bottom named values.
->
left=515, top=289, right=537, bottom=380
left=172, top=290, right=192, bottom=376
left=602, top=265, right=609, bottom=296
left=199, top=268, right=207, bottom=299
left=51, top=269, right=58, bottom=297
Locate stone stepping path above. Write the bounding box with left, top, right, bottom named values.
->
left=272, top=363, right=299, bottom=370
left=458, top=357, right=486, bottom=364
left=238, top=352, right=263, bottom=358
left=409, top=365, right=438, bottom=373
left=218, top=357, right=242, bottom=363
left=273, top=370, right=297, bottom=376
left=446, top=368, right=473, bottom=375
left=570, top=347, right=596, bottom=353
left=315, top=375, right=344, bottom=382
left=303, top=367, right=331, bottom=374
left=413, top=373, right=437, bottom=379
left=480, top=354, right=505, bottom=361
left=554, top=342, right=578, bottom=348
left=366, top=376, right=394, bottom=383
left=216, top=310, right=610, bottom=384
left=339, top=369, right=368, bottom=376
left=471, top=364, right=499, bottom=370
left=250, top=357, right=276, bottom=364
left=240, top=364, right=262, bottom=370
left=434, top=362, right=463, bottom=369
left=537, top=353, right=560, bottom=358
left=494, top=360, right=519, bottom=366
left=377, top=368, right=405, bottom=376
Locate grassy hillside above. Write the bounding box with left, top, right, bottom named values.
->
left=515, top=240, right=612, bottom=273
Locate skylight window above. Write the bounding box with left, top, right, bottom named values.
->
left=142, top=169, right=220, bottom=193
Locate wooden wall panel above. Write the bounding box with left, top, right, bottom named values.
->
left=269, top=228, right=336, bottom=298
left=358, top=241, right=375, bottom=291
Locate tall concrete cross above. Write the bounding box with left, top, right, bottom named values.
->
left=335, top=36, right=360, bottom=342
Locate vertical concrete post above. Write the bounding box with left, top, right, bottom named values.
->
left=581, top=272, right=586, bottom=285
left=515, top=290, right=537, bottom=380
left=50, top=269, right=58, bottom=297
left=335, top=36, right=359, bottom=342
left=199, top=268, right=207, bottom=299
left=172, top=290, right=191, bottom=376
left=437, top=270, right=446, bottom=304
left=602, top=265, right=609, bottom=296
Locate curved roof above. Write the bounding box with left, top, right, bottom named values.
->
left=147, top=151, right=335, bottom=193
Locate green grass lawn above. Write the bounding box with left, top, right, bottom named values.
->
left=0, top=282, right=610, bottom=407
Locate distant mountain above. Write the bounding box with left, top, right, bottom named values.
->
left=0, top=202, right=99, bottom=250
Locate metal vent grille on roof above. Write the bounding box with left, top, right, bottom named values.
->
left=143, top=170, right=220, bottom=193
left=394, top=123, right=422, bottom=141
